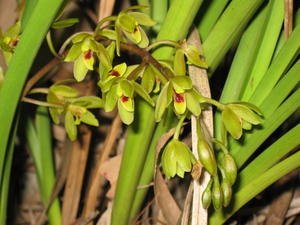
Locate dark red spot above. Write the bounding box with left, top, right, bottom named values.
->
left=111, top=70, right=120, bottom=77
left=83, top=50, right=92, bottom=60
left=10, top=39, right=19, bottom=47
left=134, top=27, right=138, bottom=33
left=174, top=93, right=185, bottom=103
left=121, top=96, right=129, bottom=103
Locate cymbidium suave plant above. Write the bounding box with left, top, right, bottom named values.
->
left=0, top=5, right=264, bottom=213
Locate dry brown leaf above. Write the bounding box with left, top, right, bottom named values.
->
left=0, top=0, right=18, bottom=30
left=96, top=202, right=113, bottom=225
left=100, top=154, right=122, bottom=199
left=98, top=0, right=116, bottom=21
left=154, top=169, right=181, bottom=225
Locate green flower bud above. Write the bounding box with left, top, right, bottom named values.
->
left=161, top=139, right=195, bottom=178
left=221, top=178, right=232, bottom=207
left=202, top=179, right=213, bottom=209
left=212, top=176, right=223, bottom=210
left=222, top=153, right=237, bottom=185
left=197, top=140, right=217, bottom=176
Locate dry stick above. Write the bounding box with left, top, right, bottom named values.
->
left=188, top=28, right=213, bottom=225
left=62, top=126, right=92, bottom=225
left=132, top=199, right=156, bottom=225
left=98, top=0, right=116, bottom=22
left=82, top=115, right=122, bottom=223
left=22, top=57, right=60, bottom=97
left=181, top=183, right=194, bottom=225
left=284, top=0, right=293, bottom=40
left=119, top=42, right=173, bottom=80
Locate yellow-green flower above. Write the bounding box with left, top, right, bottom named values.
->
left=161, top=139, right=196, bottom=178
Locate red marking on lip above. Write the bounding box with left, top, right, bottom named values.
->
left=121, top=96, right=129, bottom=102
left=83, top=49, right=92, bottom=59
left=111, top=70, right=120, bottom=77
left=174, top=93, right=185, bottom=103
left=10, top=39, right=19, bottom=47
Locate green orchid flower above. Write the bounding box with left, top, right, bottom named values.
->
left=64, top=33, right=111, bottom=82
left=0, top=21, right=21, bottom=64
left=155, top=75, right=204, bottom=121
left=115, top=8, right=156, bottom=54
left=161, top=139, right=196, bottom=178
left=221, top=102, right=263, bottom=139
left=47, top=83, right=103, bottom=140
left=100, top=63, right=154, bottom=125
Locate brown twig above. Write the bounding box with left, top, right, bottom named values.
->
left=131, top=199, right=155, bottom=225
left=127, top=60, right=147, bottom=80
left=120, top=42, right=173, bottom=80
left=22, top=58, right=60, bottom=97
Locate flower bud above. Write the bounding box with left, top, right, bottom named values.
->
left=222, top=153, right=237, bottom=185
left=202, top=179, right=213, bottom=209
left=221, top=178, right=232, bottom=207
left=212, top=176, right=223, bottom=210
left=197, top=140, right=217, bottom=176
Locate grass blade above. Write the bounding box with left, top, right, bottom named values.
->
left=241, top=0, right=284, bottom=101
left=203, top=0, right=266, bottom=74
left=210, top=151, right=300, bottom=225
left=214, top=6, right=268, bottom=139
left=0, top=112, right=19, bottom=224
left=259, top=60, right=300, bottom=117
left=0, top=0, right=64, bottom=185
left=248, top=24, right=300, bottom=105
left=197, top=0, right=230, bottom=41
left=238, top=124, right=300, bottom=187
left=26, top=107, right=61, bottom=225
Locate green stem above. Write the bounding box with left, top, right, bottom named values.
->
left=173, top=114, right=186, bottom=140
left=111, top=100, right=156, bottom=225
left=46, top=32, right=61, bottom=58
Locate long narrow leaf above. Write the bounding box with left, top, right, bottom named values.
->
left=214, top=6, right=268, bottom=139
left=259, top=61, right=300, bottom=117
left=238, top=124, right=300, bottom=187
left=241, top=0, right=284, bottom=100
left=248, top=24, right=300, bottom=105
left=210, top=151, right=300, bottom=225
left=197, top=0, right=230, bottom=41
left=0, top=112, right=19, bottom=224
left=203, top=0, right=266, bottom=74
left=0, top=0, right=64, bottom=185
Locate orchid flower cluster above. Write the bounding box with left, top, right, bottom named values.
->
left=0, top=6, right=263, bottom=210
